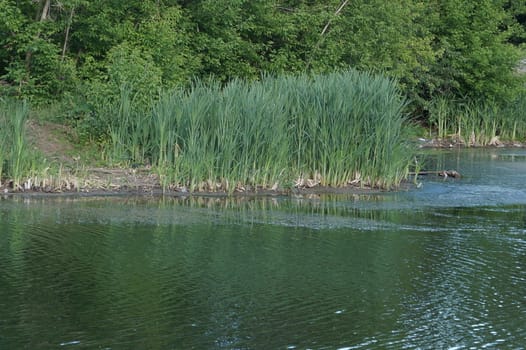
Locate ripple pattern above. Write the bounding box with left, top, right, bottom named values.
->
left=1, top=149, right=525, bottom=349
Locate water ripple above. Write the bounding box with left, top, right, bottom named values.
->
left=1, top=149, right=525, bottom=349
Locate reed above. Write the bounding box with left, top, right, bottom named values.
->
left=0, top=113, right=5, bottom=185
left=429, top=94, right=526, bottom=146
left=500, top=91, right=526, bottom=142
left=0, top=98, right=43, bottom=188
left=429, top=97, right=453, bottom=140
left=102, top=70, right=413, bottom=192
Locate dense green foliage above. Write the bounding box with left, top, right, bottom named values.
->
left=1, top=0, right=524, bottom=107
left=105, top=70, right=411, bottom=191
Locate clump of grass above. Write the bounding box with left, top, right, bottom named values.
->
left=429, top=97, right=452, bottom=140
left=103, top=84, right=154, bottom=166
left=428, top=93, right=526, bottom=146
left=101, top=69, right=414, bottom=192
left=500, top=91, right=526, bottom=142
left=0, top=98, right=45, bottom=188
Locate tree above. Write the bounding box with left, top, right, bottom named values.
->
left=0, top=0, right=78, bottom=99
left=289, top=0, right=439, bottom=110
left=505, top=0, right=526, bottom=44
left=429, top=0, right=523, bottom=102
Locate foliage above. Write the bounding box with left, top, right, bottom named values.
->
left=1, top=1, right=523, bottom=105
left=506, top=0, right=526, bottom=44
left=428, top=0, right=523, bottom=103
left=0, top=0, right=79, bottom=100
left=319, top=0, right=440, bottom=109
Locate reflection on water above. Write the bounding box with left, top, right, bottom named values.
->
left=0, top=149, right=525, bottom=349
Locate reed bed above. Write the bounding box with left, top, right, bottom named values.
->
left=429, top=94, right=526, bottom=146
left=101, top=70, right=414, bottom=192
left=0, top=98, right=43, bottom=188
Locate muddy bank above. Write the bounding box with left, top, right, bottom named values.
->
left=2, top=160, right=428, bottom=197
left=0, top=173, right=390, bottom=198
left=416, top=136, right=524, bottom=148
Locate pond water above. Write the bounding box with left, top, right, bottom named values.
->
left=0, top=149, right=525, bottom=349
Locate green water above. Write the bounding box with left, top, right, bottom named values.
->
left=0, top=149, right=525, bottom=349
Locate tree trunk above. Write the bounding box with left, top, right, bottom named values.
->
left=62, top=6, right=75, bottom=61
left=24, top=0, right=52, bottom=87
left=41, top=0, right=51, bottom=21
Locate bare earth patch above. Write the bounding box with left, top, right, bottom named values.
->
left=26, top=120, right=79, bottom=165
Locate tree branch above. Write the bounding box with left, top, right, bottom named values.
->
left=62, top=6, right=75, bottom=61
left=320, top=0, right=349, bottom=37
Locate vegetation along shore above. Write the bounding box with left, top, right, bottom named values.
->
left=1, top=0, right=525, bottom=195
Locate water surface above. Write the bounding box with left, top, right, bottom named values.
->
left=0, top=148, right=525, bottom=349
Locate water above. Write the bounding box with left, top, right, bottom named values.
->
left=0, top=148, right=525, bottom=349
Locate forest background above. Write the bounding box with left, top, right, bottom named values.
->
left=1, top=0, right=525, bottom=112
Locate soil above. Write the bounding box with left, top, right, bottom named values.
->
left=5, top=121, right=163, bottom=195
left=26, top=119, right=79, bottom=165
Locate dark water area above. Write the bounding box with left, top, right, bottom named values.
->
left=0, top=149, right=525, bottom=349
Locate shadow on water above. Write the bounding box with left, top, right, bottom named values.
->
left=0, top=149, right=525, bottom=349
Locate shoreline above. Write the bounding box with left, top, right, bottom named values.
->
left=1, top=142, right=522, bottom=198
left=1, top=180, right=390, bottom=198
left=416, top=136, right=525, bottom=149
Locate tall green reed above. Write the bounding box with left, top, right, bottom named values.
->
left=101, top=69, right=413, bottom=191
left=500, top=91, right=526, bottom=141
left=429, top=93, right=526, bottom=146
left=429, top=96, right=452, bottom=139
left=90, top=83, right=155, bottom=167
left=0, top=107, right=6, bottom=184
left=0, top=98, right=41, bottom=188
